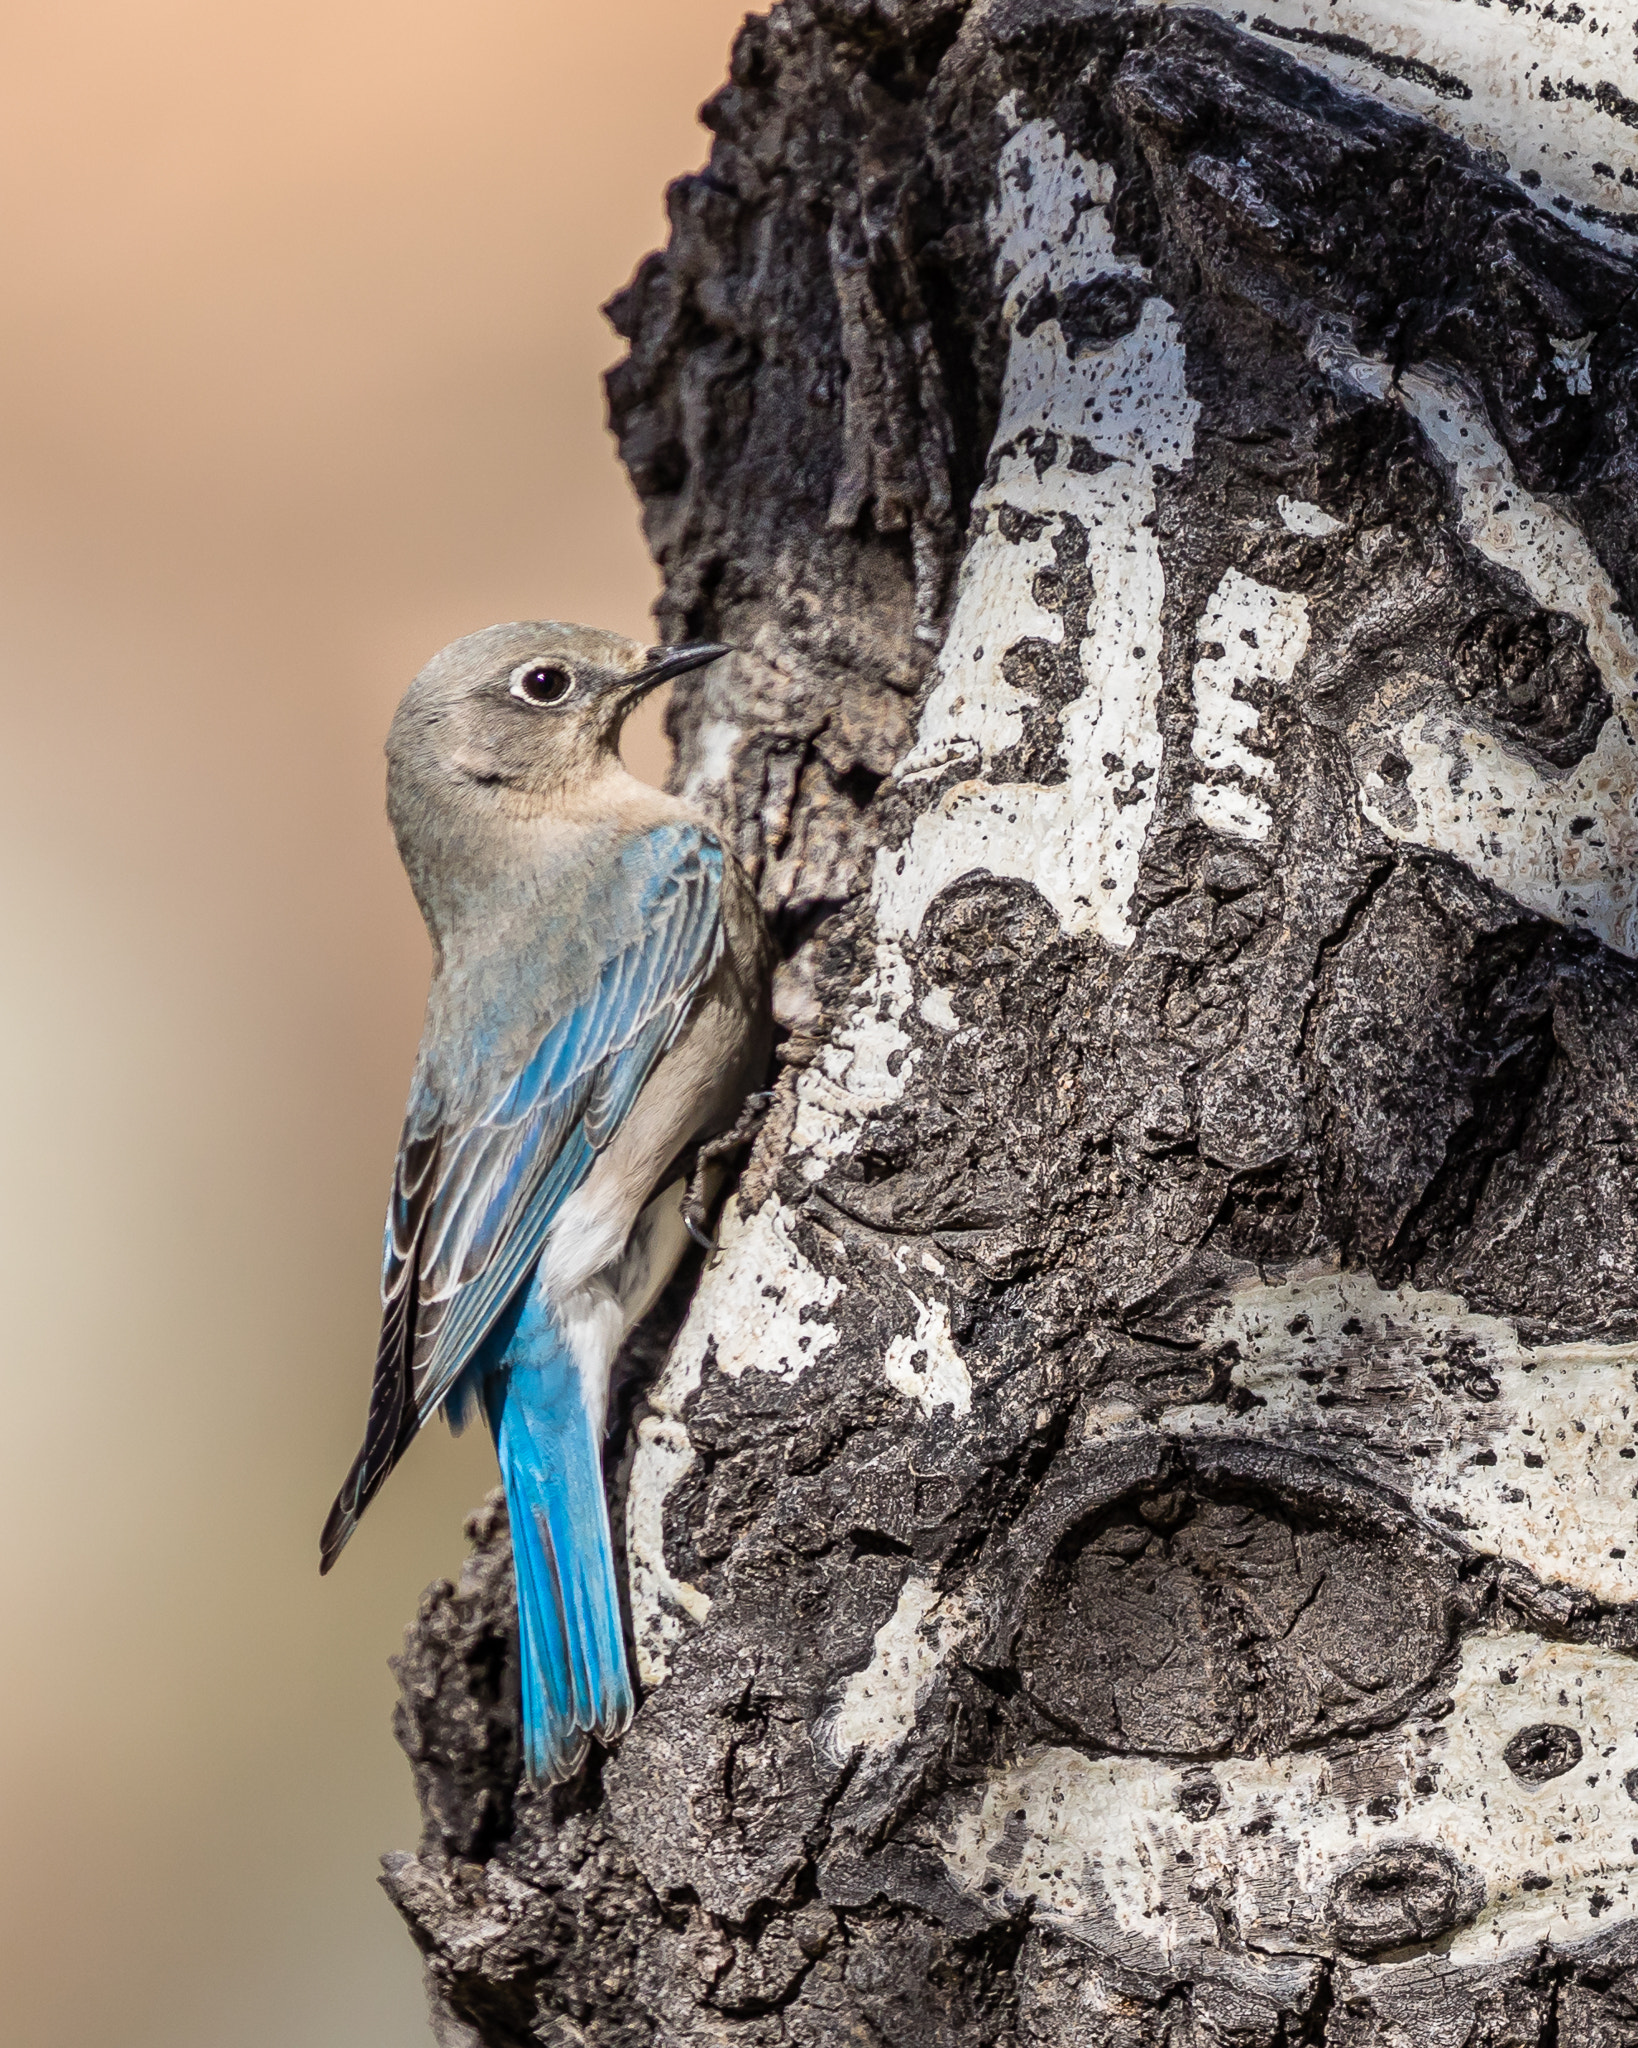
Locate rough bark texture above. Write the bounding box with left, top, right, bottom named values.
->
left=383, top=5, right=1638, bottom=2042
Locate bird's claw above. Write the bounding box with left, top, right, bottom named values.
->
left=681, top=1090, right=777, bottom=1257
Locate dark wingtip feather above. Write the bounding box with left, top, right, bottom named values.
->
left=319, top=1255, right=422, bottom=1574
left=318, top=1490, right=356, bottom=1574
left=318, top=1405, right=408, bottom=1573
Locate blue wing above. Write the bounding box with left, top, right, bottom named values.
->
left=321, top=821, right=723, bottom=1570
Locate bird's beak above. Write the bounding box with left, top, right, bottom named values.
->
left=623, top=641, right=730, bottom=700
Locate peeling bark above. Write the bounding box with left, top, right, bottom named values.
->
left=384, top=4, right=1638, bottom=2041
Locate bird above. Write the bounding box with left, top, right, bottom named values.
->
left=320, top=622, right=773, bottom=1784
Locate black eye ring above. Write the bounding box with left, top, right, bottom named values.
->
left=509, top=661, right=575, bottom=707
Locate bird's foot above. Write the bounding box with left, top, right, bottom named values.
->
left=682, top=1091, right=776, bottom=1251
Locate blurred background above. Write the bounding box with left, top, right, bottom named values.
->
left=0, top=4, right=748, bottom=2041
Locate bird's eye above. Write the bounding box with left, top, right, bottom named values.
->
left=509, top=662, right=575, bottom=707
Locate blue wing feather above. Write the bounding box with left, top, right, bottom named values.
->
left=319, top=823, right=724, bottom=1571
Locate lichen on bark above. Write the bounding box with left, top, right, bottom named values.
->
left=383, top=4, right=1638, bottom=2041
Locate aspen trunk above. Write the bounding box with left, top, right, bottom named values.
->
left=383, top=5, right=1638, bottom=2041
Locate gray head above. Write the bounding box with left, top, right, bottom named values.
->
left=388, top=621, right=725, bottom=807
left=385, top=621, right=726, bottom=937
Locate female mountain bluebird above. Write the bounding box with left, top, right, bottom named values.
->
left=321, top=623, right=773, bottom=1783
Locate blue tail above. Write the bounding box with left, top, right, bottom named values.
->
left=475, top=1291, right=635, bottom=1783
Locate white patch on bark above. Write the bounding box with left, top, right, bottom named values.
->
left=987, top=117, right=1196, bottom=469
left=1191, top=781, right=1274, bottom=844
left=625, top=1415, right=710, bottom=1686
left=788, top=940, right=917, bottom=1178
left=1168, top=0, right=1638, bottom=257
left=679, top=717, right=743, bottom=805
left=894, top=504, right=1062, bottom=783
left=876, top=118, right=1197, bottom=949
left=691, top=1204, right=842, bottom=1387
left=945, top=1630, right=1638, bottom=1965
left=1315, top=335, right=1638, bottom=956
left=876, top=453, right=1173, bottom=944
left=1083, top=1265, right=1638, bottom=1604
left=883, top=1293, right=973, bottom=1418
left=918, top=983, right=960, bottom=1032
left=1277, top=494, right=1342, bottom=538
left=995, top=291, right=1201, bottom=475
left=626, top=1197, right=842, bottom=1684
left=1189, top=568, right=1312, bottom=844
left=824, top=1576, right=976, bottom=1757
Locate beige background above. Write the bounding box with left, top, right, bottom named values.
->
left=0, top=4, right=745, bottom=2041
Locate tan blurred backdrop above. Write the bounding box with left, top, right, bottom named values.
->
left=0, top=5, right=749, bottom=2042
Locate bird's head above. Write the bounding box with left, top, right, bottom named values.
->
left=384, top=623, right=727, bottom=943
left=386, top=621, right=727, bottom=817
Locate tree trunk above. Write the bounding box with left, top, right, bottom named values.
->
left=381, top=4, right=1638, bottom=2041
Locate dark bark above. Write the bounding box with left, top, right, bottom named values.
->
left=382, top=4, right=1638, bottom=2041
